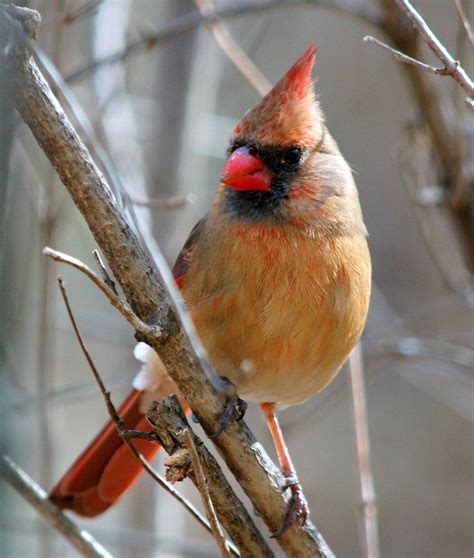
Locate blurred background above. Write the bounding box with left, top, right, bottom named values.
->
left=1, top=0, right=473, bottom=557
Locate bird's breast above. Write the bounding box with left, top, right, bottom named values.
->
left=182, top=218, right=371, bottom=407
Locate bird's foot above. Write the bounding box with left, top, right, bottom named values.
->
left=193, top=376, right=247, bottom=438
left=209, top=391, right=247, bottom=438
left=271, top=474, right=309, bottom=538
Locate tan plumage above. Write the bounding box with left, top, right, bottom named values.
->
left=50, top=45, right=371, bottom=525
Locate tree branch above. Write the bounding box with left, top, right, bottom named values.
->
left=364, top=35, right=453, bottom=76
left=3, top=5, right=333, bottom=556
left=0, top=455, right=113, bottom=558
left=454, top=0, right=474, bottom=51
left=148, top=396, right=274, bottom=557
left=44, top=247, right=160, bottom=339
left=193, top=0, right=272, bottom=96
left=394, top=0, right=473, bottom=98
left=55, top=275, right=218, bottom=542
left=348, top=346, right=379, bottom=558
left=66, top=0, right=382, bottom=83
left=182, top=429, right=232, bottom=558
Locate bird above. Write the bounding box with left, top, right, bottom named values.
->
left=49, top=45, right=371, bottom=534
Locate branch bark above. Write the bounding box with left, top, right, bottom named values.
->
left=148, top=396, right=273, bottom=557
left=2, top=5, right=333, bottom=556
left=0, top=455, right=113, bottom=558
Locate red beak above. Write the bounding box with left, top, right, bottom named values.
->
left=222, top=147, right=271, bottom=192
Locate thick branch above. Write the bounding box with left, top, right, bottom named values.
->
left=3, top=5, right=333, bottom=556
left=149, top=396, right=272, bottom=557
left=0, top=455, right=112, bottom=558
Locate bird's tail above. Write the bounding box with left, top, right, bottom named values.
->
left=49, top=344, right=184, bottom=517
left=49, top=388, right=161, bottom=517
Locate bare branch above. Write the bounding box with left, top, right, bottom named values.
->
left=349, top=346, right=380, bottom=558
left=148, top=397, right=273, bottom=557
left=0, top=455, right=112, bottom=558
left=55, top=276, right=215, bottom=538
left=131, top=193, right=196, bottom=211
left=58, top=0, right=102, bottom=27
left=183, top=430, right=233, bottom=558
left=194, top=0, right=271, bottom=96
left=394, top=0, right=473, bottom=98
left=364, top=35, right=451, bottom=76
left=66, top=0, right=382, bottom=83
left=375, top=337, right=474, bottom=369
left=454, top=0, right=474, bottom=50
left=92, top=249, right=118, bottom=294
left=44, top=247, right=160, bottom=339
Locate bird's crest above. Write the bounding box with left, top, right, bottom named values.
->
left=233, top=45, right=321, bottom=147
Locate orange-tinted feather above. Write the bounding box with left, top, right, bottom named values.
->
left=49, top=390, right=160, bottom=517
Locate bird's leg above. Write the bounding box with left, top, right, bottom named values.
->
left=260, top=402, right=309, bottom=537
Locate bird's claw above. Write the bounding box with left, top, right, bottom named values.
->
left=208, top=379, right=247, bottom=438
left=271, top=476, right=309, bottom=538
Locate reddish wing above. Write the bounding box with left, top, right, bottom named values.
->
left=49, top=217, right=206, bottom=516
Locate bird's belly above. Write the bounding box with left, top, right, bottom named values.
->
left=188, top=272, right=367, bottom=407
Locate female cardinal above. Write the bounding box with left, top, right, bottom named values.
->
left=50, top=45, right=371, bottom=533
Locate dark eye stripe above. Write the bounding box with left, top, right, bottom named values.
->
left=226, top=139, right=304, bottom=175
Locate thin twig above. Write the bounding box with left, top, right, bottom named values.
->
left=0, top=455, right=113, bottom=558
left=363, top=35, right=451, bottom=76
left=349, top=345, right=380, bottom=558
left=66, top=0, right=382, bottom=83
left=131, top=193, right=196, bottom=211
left=183, top=430, right=232, bottom=558
left=394, top=0, right=473, bottom=98
left=454, top=0, right=474, bottom=50
left=55, top=276, right=214, bottom=537
left=58, top=0, right=102, bottom=27
left=375, top=337, right=474, bottom=369
left=44, top=247, right=161, bottom=339
left=194, top=0, right=271, bottom=96
left=92, top=249, right=118, bottom=294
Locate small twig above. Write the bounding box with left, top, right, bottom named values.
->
left=131, top=193, right=196, bottom=211
left=349, top=345, right=380, bottom=558
left=58, top=0, right=102, bottom=27
left=66, top=0, right=382, bottom=83
left=183, top=430, right=232, bottom=558
left=364, top=35, right=451, bottom=76
left=44, top=247, right=160, bottom=339
left=0, top=455, right=112, bottom=558
left=55, top=276, right=213, bottom=536
left=92, top=249, right=118, bottom=295
left=194, top=0, right=271, bottom=96
left=148, top=397, right=273, bottom=557
left=375, top=337, right=474, bottom=369
left=394, top=0, right=474, bottom=98
left=454, top=0, right=474, bottom=50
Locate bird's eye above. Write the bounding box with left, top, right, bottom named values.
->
left=248, top=146, right=259, bottom=158
left=281, top=147, right=303, bottom=166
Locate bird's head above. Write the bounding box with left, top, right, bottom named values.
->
left=220, top=45, right=364, bottom=233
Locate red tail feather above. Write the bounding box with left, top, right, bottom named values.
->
left=49, top=390, right=161, bottom=517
